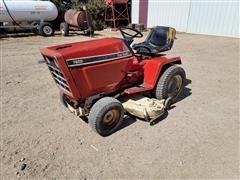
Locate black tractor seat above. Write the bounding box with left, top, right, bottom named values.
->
left=132, top=26, right=176, bottom=56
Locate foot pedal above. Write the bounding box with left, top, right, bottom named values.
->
left=124, top=84, right=152, bottom=94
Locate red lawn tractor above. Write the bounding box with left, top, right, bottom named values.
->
left=40, top=26, right=186, bottom=136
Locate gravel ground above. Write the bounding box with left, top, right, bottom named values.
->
left=0, top=30, right=239, bottom=179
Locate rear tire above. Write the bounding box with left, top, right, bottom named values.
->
left=153, top=65, right=186, bottom=104
left=39, top=22, right=55, bottom=37
left=60, top=22, right=69, bottom=36
left=89, top=97, right=124, bottom=136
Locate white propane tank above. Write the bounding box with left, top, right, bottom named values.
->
left=0, top=0, right=58, bottom=22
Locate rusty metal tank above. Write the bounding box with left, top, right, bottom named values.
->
left=64, top=9, right=92, bottom=30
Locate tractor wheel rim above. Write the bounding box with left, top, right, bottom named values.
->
left=103, top=109, right=120, bottom=127
left=43, top=26, right=52, bottom=35
left=167, top=75, right=183, bottom=97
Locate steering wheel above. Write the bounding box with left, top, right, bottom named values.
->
left=133, top=45, right=152, bottom=54
left=119, top=27, right=143, bottom=45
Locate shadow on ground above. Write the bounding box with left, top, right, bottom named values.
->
left=81, top=78, right=192, bottom=135
left=116, top=78, right=192, bottom=130
left=0, top=31, right=37, bottom=39
left=0, top=31, right=103, bottom=39
left=149, top=78, right=192, bottom=126
left=65, top=31, right=103, bottom=37
left=78, top=78, right=192, bottom=135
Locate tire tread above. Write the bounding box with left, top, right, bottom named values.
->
left=154, top=64, right=186, bottom=103
left=89, top=97, right=124, bottom=136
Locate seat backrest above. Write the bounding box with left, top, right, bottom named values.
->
left=146, top=26, right=176, bottom=50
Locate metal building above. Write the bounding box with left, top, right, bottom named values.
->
left=132, top=0, right=239, bottom=38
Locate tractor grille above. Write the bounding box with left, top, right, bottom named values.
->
left=44, top=56, right=70, bottom=92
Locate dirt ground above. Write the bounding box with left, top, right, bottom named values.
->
left=0, top=30, right=239, bottom=179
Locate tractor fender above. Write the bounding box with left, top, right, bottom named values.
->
left=142, top=56, right=182, bottom=88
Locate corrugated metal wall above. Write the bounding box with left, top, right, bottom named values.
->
left=186, top=1, right=239, bottom=37
left=132, top=0, right=239, bottom=38
left=131, top=0, right=140, bottom=24
left=147, top=0, right=191, bottom=32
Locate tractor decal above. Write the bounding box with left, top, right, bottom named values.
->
left=67, top=50, right=132, bottom=67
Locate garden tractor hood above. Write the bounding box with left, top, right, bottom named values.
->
left=41, top=38, right=132, bottom=65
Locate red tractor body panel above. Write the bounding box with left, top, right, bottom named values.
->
left=124, top=56, right=181, bottom=94
left=41, top=38, right=134, bottom=100
left=70, top=56, right=135, bottom=98
left=142, top=56, right=181, bottom=88
left=40, top=37, right=181, bottom=101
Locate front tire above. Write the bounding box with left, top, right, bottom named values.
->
left=39, top=22, right=55, bottom=37
left=89, top=97, right=124, bottom=136
left=153, top=65, right=186, bottom=104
